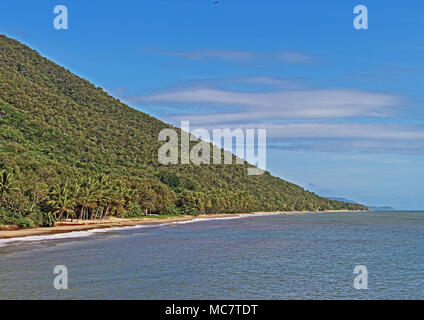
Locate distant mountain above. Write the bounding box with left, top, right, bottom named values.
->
left=368, top=206, right=395, bottom=211
left=326, top=197, right=394, bottom=211
left=326, top=197, right=358, bottom=204
left=0, top=34, right=367, bottom=225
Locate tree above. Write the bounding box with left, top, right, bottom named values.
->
left=0, top=169, right=18, bottom=207
left=47, top=180, right=76, bottom=220
left=24, top=179, right=49, bottom=212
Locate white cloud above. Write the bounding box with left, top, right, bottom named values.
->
left=215, top=122, right=424, bottom=140
left=274, top=52, right=314, bottom=63
left=268, top=138, right=424, bottom=155
left=122, top=78, right=422, bottom=154
left=141, top=47, right=314, bottom=64
left=161, top=49, right=255, bottom=61
left=131, top=87, right=400, bottom=121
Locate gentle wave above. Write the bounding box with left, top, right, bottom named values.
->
left=0, top=212, right=285, bottom=248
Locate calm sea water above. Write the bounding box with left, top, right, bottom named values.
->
left=0, top=211, right=423, bottom=299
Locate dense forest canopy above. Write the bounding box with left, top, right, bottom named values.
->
left=0, top=34, right=367, bottom=228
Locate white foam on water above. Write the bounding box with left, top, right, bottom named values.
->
left=0, top=211, right=286, bottom=248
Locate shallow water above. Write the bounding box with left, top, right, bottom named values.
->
left=0, top=211, right=423, bottom=299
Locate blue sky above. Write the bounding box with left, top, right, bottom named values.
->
left=1, top=0, right=423, bottom=209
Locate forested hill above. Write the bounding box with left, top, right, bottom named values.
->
left=0, top=34, right=367, bottom=227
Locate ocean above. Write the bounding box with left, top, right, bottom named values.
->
left=0, top=211, right=423, bottom=299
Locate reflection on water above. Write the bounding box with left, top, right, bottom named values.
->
left=0, top=211, right=423, bottom=299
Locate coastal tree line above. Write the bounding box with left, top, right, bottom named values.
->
left=0, top=165, right=258, bottom=229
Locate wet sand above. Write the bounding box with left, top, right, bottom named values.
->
left=0, top=210, right=364, bottom=239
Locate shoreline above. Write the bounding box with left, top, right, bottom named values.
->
left=0, top=210, right=365, bottom=241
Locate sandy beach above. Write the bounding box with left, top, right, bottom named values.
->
left=0, top=213, right=254, bottom=239
left=0, top=210, right=365, bottom=240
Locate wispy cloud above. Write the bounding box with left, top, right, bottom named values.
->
left=268, top=138, right=424, bottom=155
left=121, top=76, right=423, bottom=154
left=129, top=87, right=400, bottom=121
left=136, top=76, right=308, bottom=92
left=273, top=52, right=314, bottom=63
left=158, top=49, right=255, bottom=61
left=140, top=47, right=315, bottom=64
left=343, top=64, right=424, bottom=82
left=218, top=122, right=424, bottom=140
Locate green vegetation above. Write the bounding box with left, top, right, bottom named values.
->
left=0, top=34, right=367, bottom=228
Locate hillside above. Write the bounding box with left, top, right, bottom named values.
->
left=0, top=34, right=367, bottom=227
left=326, top=197, right=358, bottom=204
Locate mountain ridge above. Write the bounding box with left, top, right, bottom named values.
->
left=326, top=197, right=394, bottom=211
left=0, top=34, right=367, bottom=227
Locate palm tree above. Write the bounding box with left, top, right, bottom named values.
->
left=0, top=169, right=18, bottom=207
left=103, top=182, right=126, bottom=218
left=47, top=180, right=76, bottom=220
left=75, top=177, right=99, bottom=220
left=114, top=182, right=131, bottom=217
left=95, top=174, right=112, bottom=220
